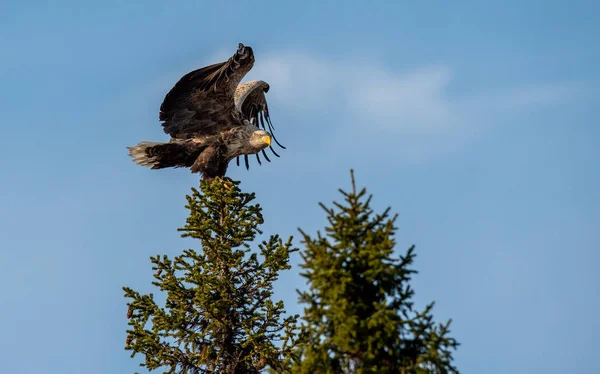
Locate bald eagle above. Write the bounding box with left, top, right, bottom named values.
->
left=127, top=43, right=285, bottom=180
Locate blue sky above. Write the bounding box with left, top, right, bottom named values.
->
left=1, top=1, right=598, bottom=372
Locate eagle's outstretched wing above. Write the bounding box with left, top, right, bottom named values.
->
left=233, top=80, right=286, bottom=169
left=159, top=43, right=255, bottom=139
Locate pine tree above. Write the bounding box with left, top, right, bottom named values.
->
left=292, top=171, right=459, bottom=374
left=123, top=178, right=299, bottom=374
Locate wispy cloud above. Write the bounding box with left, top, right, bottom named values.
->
left=243, top=50, right=578, bottom=163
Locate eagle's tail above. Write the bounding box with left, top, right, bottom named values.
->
left=127, top=142, right=164, bottom=168
left=127, top=141, right=198, bottom=170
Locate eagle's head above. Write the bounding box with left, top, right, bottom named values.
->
left=248, top=130, right=271, bottom=151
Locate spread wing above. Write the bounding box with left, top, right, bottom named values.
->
left=159, top=43, right=255, bottom=139
left=234, top=80, right=286, bottom=170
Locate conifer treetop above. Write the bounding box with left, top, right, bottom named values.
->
left=123, top=177, right=299, bottom=374
left=293, top=170, right=459, bottom=374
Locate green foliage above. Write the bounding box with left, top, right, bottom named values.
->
left=292, top=171, right=459, bottom=374
left=123, top=178, right=299, bottom=374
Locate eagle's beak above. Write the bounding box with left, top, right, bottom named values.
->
left=262, top=135, right=271, bottom=147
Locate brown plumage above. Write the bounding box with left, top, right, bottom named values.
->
left=127, top=43, right=285, bottom=181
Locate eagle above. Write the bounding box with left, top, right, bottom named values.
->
left=127, top=43, right=285, bottom=181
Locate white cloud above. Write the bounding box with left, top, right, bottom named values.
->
left=352, top=66, right=457, bottom=136
left=241, top=49, right=578, bottom=163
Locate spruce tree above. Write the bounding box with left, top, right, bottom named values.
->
left=123, top=178, right=299, bottom=374
left=292, top=171, right=459, bottom=374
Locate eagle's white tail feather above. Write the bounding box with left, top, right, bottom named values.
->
left=127, top=141, right=164, bottom=168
